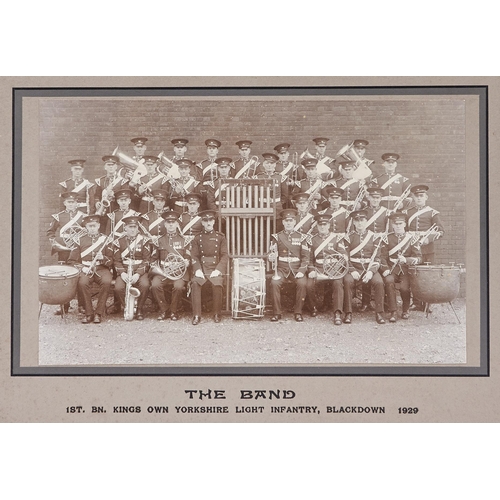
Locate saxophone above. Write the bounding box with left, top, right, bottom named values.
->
left=124, top=258, right=140, bottom=321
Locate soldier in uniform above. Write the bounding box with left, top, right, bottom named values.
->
left=268, top=208, right=310, bottom=322
left=59, top=159, right=94, bottom=215
left=150, top=211, right=191, bottom=321
left=256, top=152, right=289, bottom=213
left=190, top=210, right=229, bottom=325
left=112, top=216, right=151, bottom=320
left=140, top=189, right=169, bottom=245
left=130, top=137, right=148, bottom=162
left=336, top=160, right=367, bottom=213
left=312, top=137, right=336, bottom=180
left=274, top=143, right=297, bottom=180
left=195, top=139, right=221, bottom=183
left=347, top=139, right=374, bottom=182
left=232, top=140, right=259, bottom=179
left=206, top=157, right=235, bottom=212
left=68, top=215, right=114, bottom=324
left=344, top=210, right=386, bottom=324
left=179, top=193, right=204, bottom=238
left=94, top=155, right=130, bottom=219
left=167, top=159, right=202, bottom=214
left=292, top=158, right=329, bottom=213
left=290, top=192, right=318, bottom=236
left=380, top=212, right=422, bottom=321
left=131, top=155, right=169, bottom=214
left=171, top=138, right=189, bottom=163
left=306, top=214, right=348, bottom=325
left=371, top=153, right=411, bottom=211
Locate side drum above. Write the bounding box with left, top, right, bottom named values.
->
left=231, top=258, right=266, bottom=319
left=39, top=265, right=80, bottom=305
left=408, top=264, right=463, bottom=304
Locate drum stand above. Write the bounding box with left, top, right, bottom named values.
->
left=424, top=301, right=461, bottom=324
left=38, top=303, right=68, bottom=320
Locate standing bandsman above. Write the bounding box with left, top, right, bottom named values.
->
left=306, top=214, right=348, bottom=325
left=150, top=211, right=191, bottom=321
left=292, top=158, right=329, bottom=213
left=380, top=212, right=422, bottom=321
left=404, top=184, right=444, bottom=264
left=59, top=159, right=94, bottom=215
left=312, top=137, right=336, bottom=179
left=256, top=152, right=289, bottom=212
left=291, top=192, right=318, bottom=236
left=140, top=189, right=169, bottom=245
left=336, top=160, right=367, bottom=213
left=94, top=155, right=129, bottom=218
left=267, top=208, right=310, bottom=322
left=195, top=139, right=221, bottom=183
left=171, top=138, right=189, bottom=162
left=232, top=140, right=260, bottom=179
left=112, top=216, right=152, bottom=321
left=179, top=193, right=204, bottom=237
left=68, top=215, right=114, bottom=324
left=167, top=159, right=202, bottom=214
left=206, top=157, right=235, bottom=212
left=344, top=210, right=386, bottom=324
left=274, top=143, right=296, bottom=180
left=130, top=137, right=148, bottom=162
left=190, top=210, right=229, bottom=325
left=348, top=139, right=374, bottom=182
left=131, top=155, right=169, bottom=214
left=371, top=153, right=411, bottom=211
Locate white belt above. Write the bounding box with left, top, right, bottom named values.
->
left=279, top=256, right=300, bottom=263
left=351, top=258, right=371, bottom=264
left=123, top=259, right=144, bottom=265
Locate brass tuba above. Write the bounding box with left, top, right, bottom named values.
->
left=112, top=146, right=148, bottom=184
left=335, top=142, right=374, bottom=180
left=124, top=259, right=140, bottom=321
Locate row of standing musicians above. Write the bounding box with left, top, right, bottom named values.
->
left=47, top=137, right=445, bottom=325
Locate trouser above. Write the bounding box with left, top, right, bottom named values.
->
left=383, top=272, right=411, bottom=312
left=150, top=275, right=186, bottom=313
left=344, top=271, right=385, bottom=314
left=114, top=273, right=150, bottom=312
left=306, top=277, right=344, bottom=313
left=269, top=274, right=308, bottom=315
left=361, top=282, right=371, bottom=307
left=77, top=267, right=113, bottom=316
left=191, top=281, right=222, bottom=316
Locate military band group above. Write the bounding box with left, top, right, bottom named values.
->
left=46, top=136, right=445, bottom=325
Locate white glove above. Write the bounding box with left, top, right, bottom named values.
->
left=131, top=273, right=140, bottom=285
left=210, top=270, right=221, bottom=278
left=351, top=271, right=360, bottom=281
left=295, top=272, right=304, bottom=279
left=382, top=270, right=390, bottom=277
left=81, top=267, right=91, bottom=275
left=308, top=271, right=317, bottom=279
left=195, top=270, right=204, bottom=278
left=362, top=270, right=373, bottom=283
left=120, top=272, right=128, bottom=283
left=268, top=253, right=277, bottom=262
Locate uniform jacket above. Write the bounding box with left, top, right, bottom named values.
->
left=167, top=176, right=202, bottom=211
left=191, top=230, right=229, bottom=286
left=205, top=177, right=234, bottom=210
left=59, top=177, right=95, bottom=214
left=270, top=230, right=310, bottom=277
left=371, top=172, right=411, bottom=210
left=255, top=172, right=289, bottom=209
left=141, top=209, right=169, bottom=242
left=112, top=234, right=151, bottom=275
left=307, top=233, right=348, bottom=277
left=47, top=209, right=87, bottom=248
left=380, top=232, right=422, bottom=275
left=232, top=156, right=260, bottom=179
left=151, top=232, right=191, bottom=282
left=346, top=230, right=382, bottom=274
left=179, top=212, right=203, bottom=236
left=105, top=209, right=141, bottom=237
left=195, top=158, right=218, bottom=183
left=403, top=205, right=445, bottom=255
left=68, top=233, right=113, bottom=270
left=94, top=174, right=130, bottom=214
left=364, top=205, right=390, bottom=235
left=317, top=206, right=349, bottom=234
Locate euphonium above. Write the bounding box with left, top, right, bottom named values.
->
left=124, top=259, right=140, bottom=321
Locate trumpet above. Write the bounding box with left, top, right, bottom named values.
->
left=269, top=242, right=281, bottom=280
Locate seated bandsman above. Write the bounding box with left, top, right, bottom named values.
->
left=130, top=155, right=169, bottom=214
left=344, top=210, right=386, bottom=324
left=141, top=189, right=169, bottom=245
left=150, top=211, right=191, bottom=321
left=167, top=159, right=202, bottom=214
left=179, top=192, right=204, bottom=237
left=112, top=216, right=151, bottom=321
left=190, top=210, right=229, bottom=325
left=105, top=189, right=141, bottom=238
left=256, top=152, right=289, bottom=212
left=195, top=139, right=222, bottom=183
left=232, top=140, right=260, bottom=179
left=59, top=159, right=94, bottom=215
left=380, top=212, right=422, bottom=321
left=336, top=160, right=366, bottom=213
left=267, top=208, right=310, bottom=323
left=130, top=137, right=148, bottom=162
left=306, top=214, right=348, bottom=325
left=292, top=158, right=329, bottom=212
left=291, top=192, right=318, bottom=236
left=371, top=153, right=411, bottom=211
left=68, top=215, right=114, bottom=324
left=94, top=155, right=130, bottom=218
left=206, top=157, right=235, bottom=211
left=403, top=184, right=445, bottom=264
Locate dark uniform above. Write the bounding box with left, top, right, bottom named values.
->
left=195, top=139, right=222, bottom=182
left=306, top=214, right=348, bottom=324
left=268, top=209, right=310, bottom=322
left=178, top=193, right=203, bottom=237
left=166, top=160, right=203, bottom=214
left=232, top=140, right=260, bottom=179
left=344, top=210, right=386, bottom=324
left=67, top=215, right=114, bottom=324
left=140, top=189, right=170, bottom=245
left=317, top=187, right=349, bottom=237
left=94, top=155, right=130, bottom=218
left=255, top=152, right=290, bottom=212
left=112, top=217, right=151, bottom=320
left=150, top=211, right=191, bottom=321
left=335, top=162, right=366, bottom=212
left=190, top=210, right=229, bottom=324
left=59, top=160, right=94, bottom=214
left=132, top=157, right=169, bottom=214
left=380, top=214, right=422, bottom=320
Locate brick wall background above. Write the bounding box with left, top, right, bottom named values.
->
left=38, top=97, right=466, bottom=292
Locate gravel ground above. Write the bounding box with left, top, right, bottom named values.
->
left=39, top=297, right=466, bottom=365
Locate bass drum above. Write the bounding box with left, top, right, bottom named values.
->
left=231, top=258, right=266, bottom=319
left=39, top=265, right=80, bottom=305
left=408, top=264, right=464, bottom=304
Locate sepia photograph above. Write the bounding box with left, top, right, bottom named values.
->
left=16, top=86, right=482, bottom=374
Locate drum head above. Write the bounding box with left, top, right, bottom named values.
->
left=232, top=258, right=266, bottom=319
left=39, top=265, right=79, bottom=278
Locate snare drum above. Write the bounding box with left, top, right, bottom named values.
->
left=231, top=258, right=266, bottom=319
left=39, top=265, right=80, bottom=305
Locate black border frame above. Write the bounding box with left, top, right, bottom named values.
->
left=11, top=85, right=489, bottom=376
